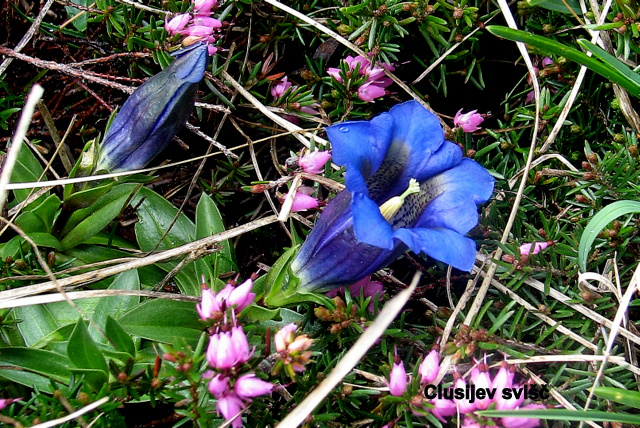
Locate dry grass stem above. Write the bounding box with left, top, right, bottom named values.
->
left=0, top=215, right=279, bottom=307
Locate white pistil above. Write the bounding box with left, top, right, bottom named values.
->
left=379, top=178, right=420, bottom=221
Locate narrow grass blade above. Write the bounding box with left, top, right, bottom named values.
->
left=486, top=26, right=640, bottom=97
left=578, top=200, right=640, bottom=271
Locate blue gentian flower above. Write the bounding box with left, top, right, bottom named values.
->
left=290, top=101, right=494, bottom=291
left=95, top=43, right=209, bottom=172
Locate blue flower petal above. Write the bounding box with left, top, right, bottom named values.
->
left=352, top=192, right=394, bottom=249
left=419, top=194, right=479, bottom=235
left=366, top=103, right=462, bottom=200
left=387, top=102, right=447, bottom=180
left=415, top=158, right=495, bottom=234
left=394, top=227, right=477, bottom=271
left=172, top=43, right=208, bottom=82
left=327, top=114, right=394, bottom=194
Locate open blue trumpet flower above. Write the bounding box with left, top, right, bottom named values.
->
left=95, top=43, right=208, bottom=172
left=291, top=101, right=494, bottom=291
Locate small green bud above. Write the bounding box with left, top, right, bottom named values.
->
left=611, top=98, right=621, bottom=109
left=337, top=24, right=353, bottom=35
left=613, top=133, right=625, bottom=143
left=570, top=124, right=581, bottom=134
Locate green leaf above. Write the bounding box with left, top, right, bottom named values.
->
left=7, top=142, right=46, bottom=208
left=13, top=305, right=60, bottom=347
left=195, top=193, right=236, bottom=278
left=527, top=0, right=581, bottom=14
left=578, top=200, right=640, bottom=271
left=91, top=270, right=141, bottom=343
left=31, top=194, right=62, bottom=233
left=67, top=319, right=109, bottom=376
left=65, top=0, right=91, bottom=31
left=577, top=39, right=640, bottom=86
left=60, top=183, right=139, bottom=250
left=105, top=316, right=136, bottom=357
left=26, top=232, right=64, bottom=250
left=0, top=347, right=72, bottom=392
left=119, top=299, right=203, bottom=346
left=263, top=246, right=334, bottom=308
left=69, top=368, right=109, bottom=391
left=593, top=387, right=640, bottom=409
left=243, top=304, right=281, bottom=322
left=15, top=211, right=47, bottom=234
left=31, top=323, right=75, bottom=349
left=132, top=188, right=199, bottom=295
left=485, top=26, right=640, bottom=98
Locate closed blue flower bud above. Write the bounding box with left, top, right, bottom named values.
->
left=95, top=43, right=208, bottom=172
left=291, top=101, right=495, bottom=291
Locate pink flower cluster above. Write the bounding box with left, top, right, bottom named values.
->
left=454, top=109, right=484, bottom=133
left=272, top=323, right=314, bottom=379
left=386, top=348, right=545, bottom=428
left=196, top=278, right=274, bottom=427
left=197, top=278, right=255, bottom=320
left=280, top=149, right=332, bottom=212
left=327, top=55, right=394, bottom=102
left=165, top=0, right=223, bottom=55
left=519, top=241, right=553, bottom=256
left=270, top=76, right=320, bottom=118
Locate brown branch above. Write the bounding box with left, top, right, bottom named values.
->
left=0, top=47, right=136, bottom=93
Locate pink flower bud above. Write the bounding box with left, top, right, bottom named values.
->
left=431, top=397, right=457, bottom=422
left=542, top=57, right=554, bottom=68
left=358, top=82, right=386, bottom=102
left=473, top=369, right=493, bottom=410
left=165, top=14, right=191, bottom=34
left=367, top=66, right=386, bottom=81
left=345, top=55, right=371, bottom=74
left=230, top=326, right=252, bottom=364
left=388, top=362, right=407, bottom=396
left=285, top=192, right=319, bottom=212
left=191, top=16, right=222, bottom=28
left=299, top=150, right=332, bottom=174
left=234, top=373, right=274, bottom=399
left=208, top=45, right=218, bottom=56
left=207, top=332, right=235, bottom=369
left=216, top=283, right=234, bottom=304
left=419, top=348, right=440, bottom=384
left=275, top=323, right=297, bottom=352
left=270, top=76, right=293, bottom=99
left=0, top=398, right=20, bottom=410
left=216, top=393, right=244, bottom=427
left=519, top=241, right=549, bottom=256
left=180, top=25, right=215, bottom=37
left=194, top=0, right=218, bottom=14
left=288, top=334, right=313, bottom=353
left=228, top=278, right=256, bottom=311
left=208, top=374, right=230, bottom=398
left=454, top=376, right=476, bottom=413
left=501, top=404, right=545, bottom=428
left=197, top=288, right=222, bottom=320
left=327, top=67, right=343, bottom=82
left=453, top=109, right=484, bottom=133
left=298, top=104, right=320, bottom=115
left=492, top=362, right=514, bottom=395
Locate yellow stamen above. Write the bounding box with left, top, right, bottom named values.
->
left=379, top=178, right=421, bottom=221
